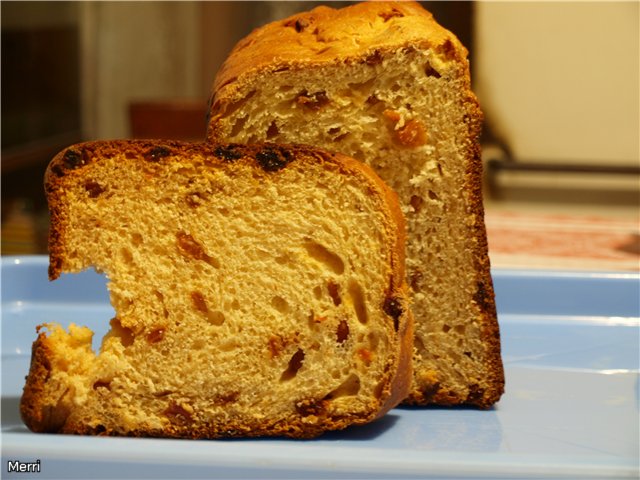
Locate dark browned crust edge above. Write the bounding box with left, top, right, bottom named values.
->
left=20, top=328, right=70, bottom=432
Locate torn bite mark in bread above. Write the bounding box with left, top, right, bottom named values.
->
left=21, top=139, right=413, bottom=438
left=207, top=1, right=504, bottom=408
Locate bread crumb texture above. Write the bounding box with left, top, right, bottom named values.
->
left=208, top=1, right=504, bottom=407
left=21, top=140, right=412, bottom=438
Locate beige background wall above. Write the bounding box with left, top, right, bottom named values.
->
left=80, top=2, right=202, bottom=140
left=475, top=1, right=639, bottom=166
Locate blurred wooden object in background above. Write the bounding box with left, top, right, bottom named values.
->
left=129, top=100, right=208, bottom=141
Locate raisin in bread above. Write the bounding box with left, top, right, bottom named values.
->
left=207, top=1, right=504, bottom=408
left=21, top=140, right=413, bottom=438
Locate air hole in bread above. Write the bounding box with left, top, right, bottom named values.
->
left=176, top=231, right=220, bottom=268
left=327, top=127, right=350, bottom=142
left=327, top=280, right=342, bottom=306
left=191, top=291, right=226, bottom=325
left=120, top=247, right=133, bottom=264
left=280, top=348, right=305, bottom=381
left=366, top=94, right=381, bottom=107
left=266, top=120, right=279, bottom=139
left=108, top=318, right=135, bottom=348
left=304, top=241, right=344, bottom=275
left=223, top=90, right=255, bottom=117
left=373, top=380, right=385, bottom=399
left=153, top=390, right=173, bottom=398
left=442, top=324, right=451, bottom=333
left=428, top=190, right=439, bottom=201
left=271, top=295, right=289, bottom=314
left=348, top=78, right=375, bottom=95
left=336, top=319, right=350, bottom=344
left=186, top=191, right=207, bottom=208
left=94, top=424, right=107, bottom=434
left=206, top=310, right=225, bottom=326
left=219, top=339, right=238, bottom=352
left=275, top=254, right=290, bottom=265
left=324, top=373, right=361, bottom=400
left=333, top=132, right=350, bottom=142
left=454, top=325, right=465, bottom=335
left=230, top=115, right=249, bottom=137
left=368, top=331, right=380, bottom=350
left=313, top=285, right=323, bottom=300
left=92, top=380, right=111, bottom=391
left=131, top=232, right=143, bottom=246
left=410, top=195, right=423, bottom=213
left=348, top=280, right=368, bottom=325
left=164, top=401, right=193, bottom=426
left=424, top=62, right=441, bottom=78
left=212, top=391, right=240, bottom=407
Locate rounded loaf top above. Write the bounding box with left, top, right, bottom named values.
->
left=212, top=1, right=468, bottom=95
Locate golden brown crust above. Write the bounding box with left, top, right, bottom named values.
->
left=20, top=331, right=51, bottom=432
left=31, top=139, right=413, bottom=437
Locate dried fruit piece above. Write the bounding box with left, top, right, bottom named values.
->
left=84, top=180, right=105, bottom=198
left=296, top=90, right=330, bottom=111
left=280, top=349, right=305, bottom=381
left=396, top=119, right=427, bottom=147
left=336, top=320, right=350, bottom=344
left=147, top=328, right=165, bottom=344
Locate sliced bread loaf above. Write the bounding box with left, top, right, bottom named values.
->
left=207, top=1, right=504, bottom=407
left=21, top=140, right=413, bottom=438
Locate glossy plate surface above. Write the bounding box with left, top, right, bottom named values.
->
left=2, top=256, right=639, bottom=479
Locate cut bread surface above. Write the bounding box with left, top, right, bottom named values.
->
left=208, top=1, right=504, bottom=407
left=21, top=140, right=412, bottom=438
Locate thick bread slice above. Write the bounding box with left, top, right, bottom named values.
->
left=207, top=1, right=504, bottom=407
left=21, top=140, right=413, bottom=438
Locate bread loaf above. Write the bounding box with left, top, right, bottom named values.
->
left=207, top=1, right=504, bottom=407
left=21, top=140, right=413, bottom=438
